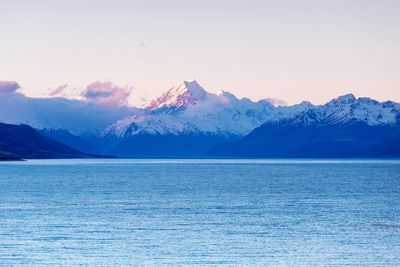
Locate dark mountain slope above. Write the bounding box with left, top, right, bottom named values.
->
left=40, top=128, right=99, bottom=154
left=100, top=133, right=239, bottom=158
left=208, top=119, right=400, bottom=158
left=0, top=123, right=90, bottom=159
left=0, top=150, right=21, bottom=161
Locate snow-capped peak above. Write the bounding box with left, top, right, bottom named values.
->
left=103, top=81, right=400, bottom=140
left=147, top=80, right=208, bottom=111
left=104, top=80, right=281, bottom=137
left=291, top=94, right=400, bottom=126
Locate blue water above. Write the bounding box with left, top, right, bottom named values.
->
left=0, top=159, right=399, bottom=266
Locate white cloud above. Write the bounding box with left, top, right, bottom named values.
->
left=82, top=81, right=131, bottom=106
left=0, top=81, right=136, bottom=133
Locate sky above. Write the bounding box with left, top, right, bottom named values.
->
left=1, top=0, right=399, bottom=106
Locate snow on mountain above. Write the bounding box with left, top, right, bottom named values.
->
left=103, top=80, right=276, bottom=137
left=284, top=94, right=400, bottom=126
left=103, top=80, right=400, bottom=138
left=102, top=114, right=187, bottom=136
left=147, top=80, right=208, bottom=113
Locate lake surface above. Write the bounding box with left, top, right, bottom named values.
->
left=0, top=159, right=399, bottom=266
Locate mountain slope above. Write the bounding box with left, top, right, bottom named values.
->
left=100, top=81, right=400, bottom=158
left=100, top=80, right=276, bottom=157
left=208, top=96, right=400, bottom=158
left=0, top=150, right=21, bottom=161
left=104, top=80, right=276, bottom=137
left=209, top=120, right=400, bottom=157
left=148, top=80, right=208, bottom=113
left=40, top=128, right=99, bottom=154
left=0, top=123, right=91, bottom=159
left=100, top=132, right=239, bottom=158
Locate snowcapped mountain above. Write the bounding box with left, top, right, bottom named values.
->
left=275, top=94, right=400, bottom=127
left=103, top=80, right=400, bottom=139
left=96, top=79, right=400, bottom=157
left=103, top=80, right=277, bottom=137
left=4, top=78, right=398, bottom=158
left=148, top=80, right=208, bottom=112
left=208, top=94, right=400, bottom=158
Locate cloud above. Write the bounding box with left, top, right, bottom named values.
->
left=0, top=81, right=20, bottom=93
left=0, top=81, right=137, bottom=134
left=49, top=84, right=68, bottom=96
left=82, top=81, right=131, bottom=106
left=263, top=98, right=287, bottom=107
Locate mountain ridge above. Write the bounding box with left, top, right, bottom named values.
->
left=4, top=80, right=398, bottom=158
left=103, top=80, right=400, bottom=138
left=92, top=81, right=399, bottom=157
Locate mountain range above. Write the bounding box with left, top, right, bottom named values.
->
left=2, top=80, right=400, bottom=159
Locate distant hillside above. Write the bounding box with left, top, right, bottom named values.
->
left=40, top=128, right=99, bottom=155
left=208, top=119, right=400, bottom=158
left=0, top=123, right=91, bottom=160
left=0, top=150, right=21, bottom=161
left=99, top=133, right=239, bottom=158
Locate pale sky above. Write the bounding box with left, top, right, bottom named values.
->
left=1, top=0, right=399, bottom=106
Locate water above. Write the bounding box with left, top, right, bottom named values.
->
left=0, top=159, right=399, bottom=266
